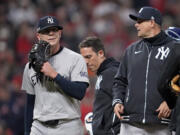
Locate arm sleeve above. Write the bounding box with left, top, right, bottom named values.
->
left=70, top=55, right=89, bottom=83
left=112, top=53, right=128, bottom=106
left=100, top=64, right=120, bottom=98
left=158, top=46, right=179, bottom=109
left=24, top=93, right=35, bottom=135
left=21, top=63, right=35, bottom=95
left=54, top=74, right=89, bottom=100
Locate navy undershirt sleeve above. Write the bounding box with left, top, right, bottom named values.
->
left=24, top=93, right=35, bottom=135
left=54, top=74, right=89, bottom=100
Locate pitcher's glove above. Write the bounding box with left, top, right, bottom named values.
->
left=28, top=40, right=51, bottom=81
left=171, top=74, right=180, bottom=93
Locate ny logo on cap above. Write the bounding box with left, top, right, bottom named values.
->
left=47, top=17, right=54, bottom=24
left=151, top=16, right=155, bottom=20
left=139, top=8, right=143, bottom=13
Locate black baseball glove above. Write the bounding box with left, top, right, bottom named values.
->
left=28, top=40, right=51, bottom=82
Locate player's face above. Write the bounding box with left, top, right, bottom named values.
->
left=37, top=27, right=61, bottom=48
left=135, top=19, right=153, bottom=38
left=80, top=47, right=105, bottom=73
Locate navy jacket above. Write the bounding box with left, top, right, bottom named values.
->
left=158, top=42, right=180, bottom=108
left=158, top=41, right=180, bottom=133
left=112, top=31, right=175, bottom=124
left=92, top=58, right=120, bottom=135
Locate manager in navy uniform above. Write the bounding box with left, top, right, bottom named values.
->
left=112, top=7, right=174, bottom=135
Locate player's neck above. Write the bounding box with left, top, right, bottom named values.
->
left=51, top=44, right=60, bottom=55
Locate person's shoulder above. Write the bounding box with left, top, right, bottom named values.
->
left=173, top=42, right=180, bottom=47
left=22, top=62, right=33, bottom=76
left=63, top=47, right=85, bottom=61
left=102, top=59, right=119, bottom=76
left=173, top=42, right=180, bottom=53
left=126, top=40, right=142, bottom=50
left=103, top=66, right=118, bottom=77
left=109, top=58, right=120, bottom=69
left=24, top=62, right=30, bottom=70
left=123, top=40, right=143, bottom=56
left=63, top=47, right=81, bottom=56
left=101, top=66, right=118, bottom=83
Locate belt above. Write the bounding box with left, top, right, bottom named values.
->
left=38, top=120, right=59, bottom=127
left=37, top=118, right=78, bottom=127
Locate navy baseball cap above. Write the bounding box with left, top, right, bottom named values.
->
left=129, top=7, right=162, bottom=25
left=36, top=16, right=63, bottom=33
left=165, top=27, right=180, bottom=42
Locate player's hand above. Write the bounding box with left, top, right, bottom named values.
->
left=156, top=101, right=171, bottom=119
left=41, top=62, right=58, bottom=78
left=114, top=103, right=124, bottom=120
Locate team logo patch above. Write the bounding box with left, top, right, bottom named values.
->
left=155, top=47, right=170, bottom=60
left=80, top=71, right=88, bottom=78
left=47, top=17, right=54, bottom=24
left=95, top=75, right=102, bottom=90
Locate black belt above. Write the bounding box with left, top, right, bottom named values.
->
left=39, top=120, right=59, bottom=127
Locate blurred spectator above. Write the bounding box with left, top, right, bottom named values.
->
left=132, top=0, right=150, bottom=10
left=15, top=21, right=34, bottom=66
left=8, top=0, right=37, bottom=27
left=0, top=120, right=9, bottom=135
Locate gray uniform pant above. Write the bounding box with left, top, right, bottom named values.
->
left=120, top=123, right=172, bottom=135
left=30, top=118, right=84, bottom=135
left=172, top=131, right=175, bottom=135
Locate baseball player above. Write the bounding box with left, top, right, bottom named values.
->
left=21, top=16, right=89, bottom=135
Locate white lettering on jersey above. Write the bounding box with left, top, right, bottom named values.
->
left=95, top=75, right=102, bottom=90
left=47, top=17, right=54, bottom=24
left=31, top=74, right=37, bottom=86
left=80, top=71, right=88, bottom=78
left=30, top=74, right=54, bottom=87
left=155, top=47, right=170, bottom=60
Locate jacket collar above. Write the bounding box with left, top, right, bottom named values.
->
left=97, top=57, right=119, bottom=75
left=51, top=46, right=64, bottom=56
left=143, top=31, right=172, bottom=46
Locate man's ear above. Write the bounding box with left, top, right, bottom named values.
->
left=150, top=20, right=156, bottom=27
left=98, top=50, right=105, bottom=58
left=36, top=33, right=40, bottom=40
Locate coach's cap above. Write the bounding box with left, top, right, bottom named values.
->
left=129, top=7, right=162, bottom=25
left=36, top=16, right=63, bottom=32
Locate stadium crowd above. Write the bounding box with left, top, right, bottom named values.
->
left=0, top=0, right=180, bottom=134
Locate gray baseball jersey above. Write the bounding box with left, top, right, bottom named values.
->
left=22, top=47, right=89, bottom=121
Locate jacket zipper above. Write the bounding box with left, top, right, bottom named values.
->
left=143, top=45, right=152, bottom=123
left=111, top=113, right=116, bottom=135
left=126, top=88, right=130, bottom=103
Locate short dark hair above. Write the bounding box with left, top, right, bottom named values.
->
left=79, top=36, right=105, bottom=54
